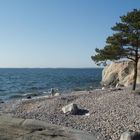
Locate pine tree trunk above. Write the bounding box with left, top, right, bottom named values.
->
left=132, top=61, right=138, bottom=90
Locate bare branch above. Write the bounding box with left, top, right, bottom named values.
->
left=127, top=56, right=135, bottom=61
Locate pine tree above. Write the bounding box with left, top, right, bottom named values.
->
left=91, top=9, right=140, bottom=90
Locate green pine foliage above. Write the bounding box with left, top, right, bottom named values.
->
left=91, top=9, right=140, bottom=90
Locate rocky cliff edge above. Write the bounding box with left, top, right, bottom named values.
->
left=102, top=60, right=140, bottom=87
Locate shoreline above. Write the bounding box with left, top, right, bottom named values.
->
left=0, top=87, right=140, bottom=140
left=0, top=86, right=102, bottom=102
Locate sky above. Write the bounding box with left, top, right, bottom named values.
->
left=0, top=0, right=140, bottom=68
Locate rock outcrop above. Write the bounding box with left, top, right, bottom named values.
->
left=102, top=60, right=140, bottom=87
left=0, top=115, right=96, bottom=140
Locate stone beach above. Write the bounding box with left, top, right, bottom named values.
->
left=0, top=87, right=140, bottom=140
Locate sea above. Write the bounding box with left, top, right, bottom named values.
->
left=0, top=68, right=103, bottom=101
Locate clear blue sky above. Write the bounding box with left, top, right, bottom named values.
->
left=0, top=0, right=140, bottom=68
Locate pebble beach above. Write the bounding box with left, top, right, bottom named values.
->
left=0, top=88, right=140, bottom=140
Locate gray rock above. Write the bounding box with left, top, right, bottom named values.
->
left=120, top=130, right=140, bottom=140
left=0, top=115, right=97, bottom=140
left=26, top=95, right=32, bottom=99
left=62, top=103, right=79, bottom=115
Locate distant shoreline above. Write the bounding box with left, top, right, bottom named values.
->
left=0, top=67, right=103, bottom=69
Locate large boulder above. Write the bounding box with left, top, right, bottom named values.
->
left=102, top=60, right=140, bottom=88
left=0, top=115, right=97, bottom=140
left=120, top=130, right=140, bottom=140
left=62, top=103, right=79, bottom=115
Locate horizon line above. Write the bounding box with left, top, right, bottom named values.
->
left=0, top=67, right=103, bottom=69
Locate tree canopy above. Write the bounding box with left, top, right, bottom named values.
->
left=91, top=9, right=140, bottom=90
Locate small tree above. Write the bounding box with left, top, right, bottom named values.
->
left=91, top=9, right=140, bottom=90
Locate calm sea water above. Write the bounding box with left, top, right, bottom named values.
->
left=0, top=68, right=102, bottom=100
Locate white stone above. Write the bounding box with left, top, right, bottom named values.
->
left=62, top=103, right=79, bottom=114
left=54, top=93, right=61, bottom=96
left=102, top=87, right=105, bottom=90
left=85, top=113, right=90, bottom=116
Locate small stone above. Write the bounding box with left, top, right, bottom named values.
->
left=54, top=93, right=61, bottom=96
left=102, top=87, right=105, bottom=90
left=85, top=113, right=90, bottom=116
left=27, top=96, right=32, bottom=99
left=0, top=99, right=4, bottom=103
